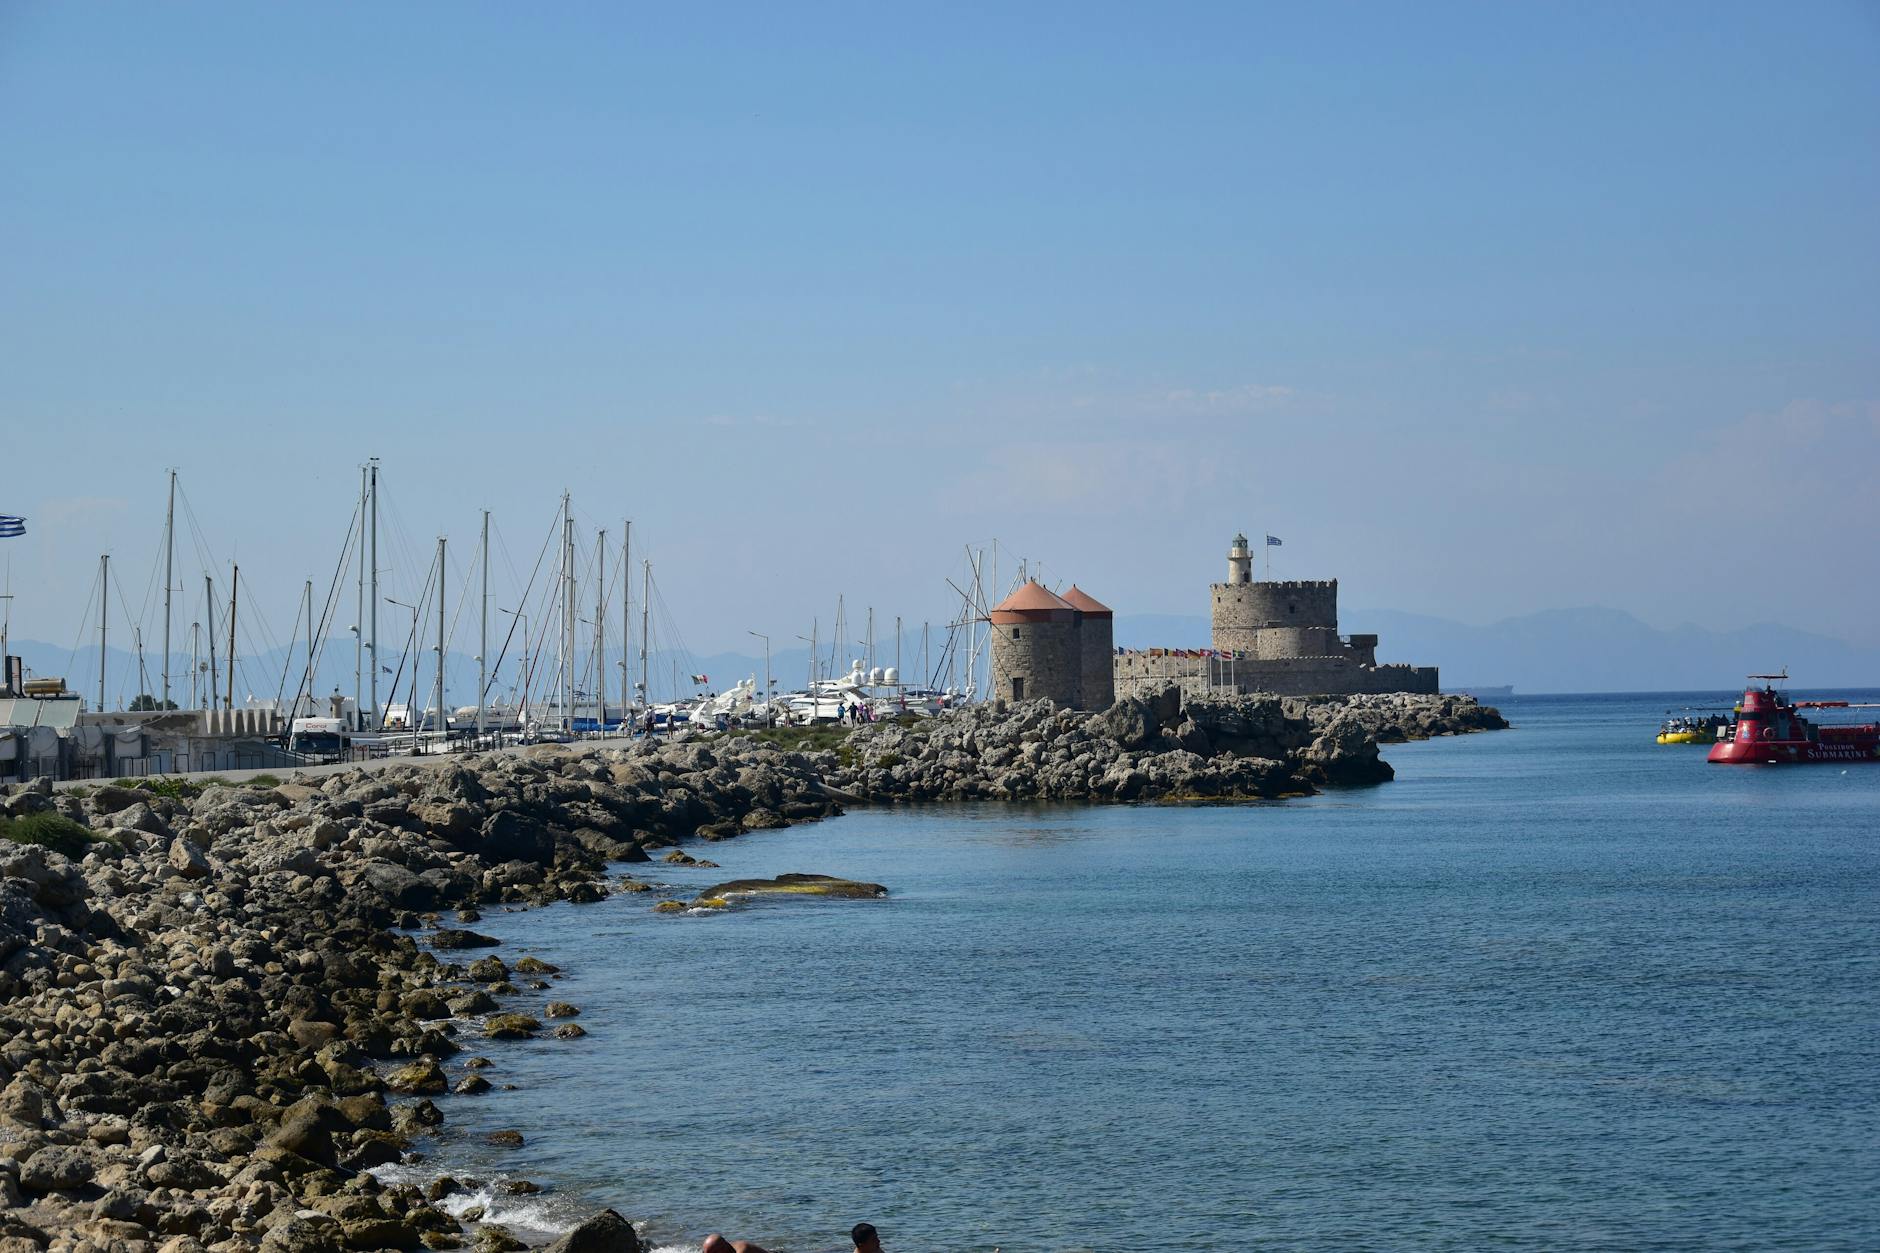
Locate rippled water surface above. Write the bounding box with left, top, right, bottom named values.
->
left=411, top=693, right=1880, bottom=1251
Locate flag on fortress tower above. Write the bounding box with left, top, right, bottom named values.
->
left=0, top=515, right=25, bottom=538
left=1265, top=535, right=1282, bottom=547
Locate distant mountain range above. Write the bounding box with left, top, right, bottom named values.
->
left=10, top=606, right=1877, bottom=704
left=1113, top=607, right=1880, bottom=694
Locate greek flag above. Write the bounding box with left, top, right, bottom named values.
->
left=0, top=515, right=25, bottom=538
left=1265, top=534, right=1282, bottom=547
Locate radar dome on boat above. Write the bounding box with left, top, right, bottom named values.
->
left=884, top=667, right=899, bottom=685
left=869, top=667, right=883, bottom=685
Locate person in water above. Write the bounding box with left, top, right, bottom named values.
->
left=700, top=1236, right=768, bottom=1253
left=851, top=1223, right=883, bottom=1252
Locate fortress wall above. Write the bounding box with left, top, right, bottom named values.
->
left=991, top=618, right=1083, bottom=707
left=1216, top=658, right=1440, bottom=697
left=1113, top=652, right=1440, bottom=700
left=1113, top=653, right=1213, bottom=702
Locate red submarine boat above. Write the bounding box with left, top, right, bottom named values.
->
left=1708, top=674, right=1880, bottom=765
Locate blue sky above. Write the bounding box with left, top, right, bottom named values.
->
left=2, top=1, right=1876, bottom=671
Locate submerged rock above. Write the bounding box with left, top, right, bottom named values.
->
left=696, top=873, right=888, bottom=901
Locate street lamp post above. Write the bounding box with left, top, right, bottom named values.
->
left=748, top=631, right=771, bottom=725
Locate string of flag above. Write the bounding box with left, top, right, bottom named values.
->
left=1115, top=647, right=1256, bottom=659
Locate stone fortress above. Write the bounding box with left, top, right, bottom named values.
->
left=988, top=533, right=1437, bottom=709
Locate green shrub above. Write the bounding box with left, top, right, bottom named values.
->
left=724, top=723, right=856, bottom=754
left=247, top=773, right=283, bottom=789
left=0, top=811, right=95, bottom=859
left=131, top=776, right=197, bottom=800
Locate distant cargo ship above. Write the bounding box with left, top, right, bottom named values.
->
left=1708, top=674, right=1880, bottom=765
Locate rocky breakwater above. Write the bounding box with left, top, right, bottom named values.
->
left=0, top=735, right=844, bottom=1253
left=828, top=686, right=1507, bottom=801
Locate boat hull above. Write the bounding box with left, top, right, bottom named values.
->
left=1708, top=737, right=1880, bottom=764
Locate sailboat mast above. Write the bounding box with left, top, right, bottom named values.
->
left=561, top=497, right=573, bottom=735
left=833, top=595, right=844, bottom=681
left=355, top=464, right=366, bottom=725
left=96, top=554, right=108, bottom=713
left=639, top=559, right=650, bottom=713
left=368, top=458, right=380, bottom=722
left=620, top=521, right=630, bottom=720
left=631, top=515, right=639, bottom=711
left=435, top=536, right=446, bottom=741
left=205, top=576, right=218, bottom=707
left=162, top=470, right=175, bottom=708
left=225, top=564, right=238, bottom=711
left=595, top=529, right=606, bottom=728
left=479, top=510, right=489, bottom=736
left=303, top=579, right=313, bottom=718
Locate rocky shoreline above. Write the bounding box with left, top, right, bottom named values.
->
left=0, top=689, right=1502, bottom=1253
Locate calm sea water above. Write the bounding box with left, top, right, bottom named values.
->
left=398, top=692, right=1880, bottom=1252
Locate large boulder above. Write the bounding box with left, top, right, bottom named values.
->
left=479, top=811, right=554, bottom=864
left=1298, top=715, right=1393, bottom=786
left=1088, top=689, right=1182, bottom=752
left=544, top=1209, right=642, bottom=1253
left=354, top=860, right=436, bottom=910
left=430, top=928, right=500, bottom=950
left=86, top=784, right=147, bottom=815
left=19, top=1144, right=96, bottom=1194
left=167, top=838, right=211, bottom=880
left=260, top=1215, right=345, bottom=1253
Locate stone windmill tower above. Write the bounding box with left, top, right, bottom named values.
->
left=1059, top=585, right=1114, bottom=710
left=989, top=581, right=1082, bottom=707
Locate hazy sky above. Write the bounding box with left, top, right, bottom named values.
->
left=3, top=1, right=1877, bottom=671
